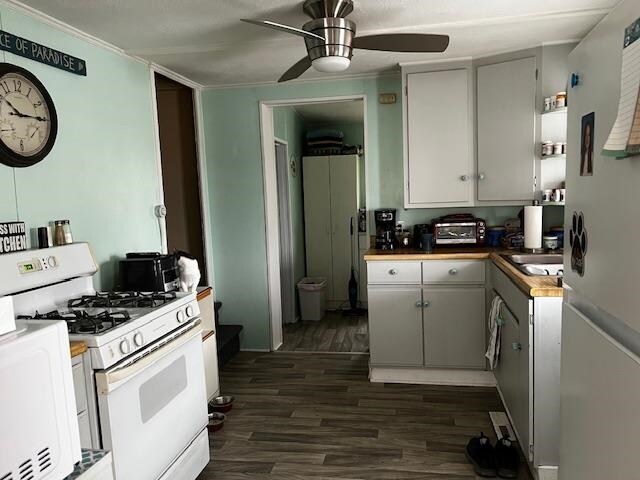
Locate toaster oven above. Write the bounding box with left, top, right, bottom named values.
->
left=432, top=214, right=486, bottom=246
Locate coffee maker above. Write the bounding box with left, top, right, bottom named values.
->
left=374, top=209, right=397, bottom=250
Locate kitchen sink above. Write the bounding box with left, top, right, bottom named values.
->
left=500, top=253, right=564, bottom=276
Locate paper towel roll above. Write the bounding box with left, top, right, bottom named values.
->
left=524, top=205, right=543, bottom=249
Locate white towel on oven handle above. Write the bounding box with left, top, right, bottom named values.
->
left=485, top=294, right=504, bottom=370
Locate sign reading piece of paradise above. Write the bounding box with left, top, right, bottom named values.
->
left=0, top=221, right=26, bottom=255
left=0, top=30, right=86, bottom=76
left=603, top=17, right=640, bottom=158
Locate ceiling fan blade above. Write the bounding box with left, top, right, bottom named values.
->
left=278, top=57, right=312, bottom=83
left=353, top=33, right=449, bottom=53
left=241, top=19, right=325, bottom=41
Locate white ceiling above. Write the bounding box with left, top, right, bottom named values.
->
left=21, top=0, right=618, bottom=87
left=294, top=100, right=364, bottom=124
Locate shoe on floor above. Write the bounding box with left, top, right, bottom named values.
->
left=495, top=437, right=520, bottom=478
left=465, top=432, right=497, bottom=477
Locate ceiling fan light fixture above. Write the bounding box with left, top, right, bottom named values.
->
left=311, top=55, right=351, bottom=73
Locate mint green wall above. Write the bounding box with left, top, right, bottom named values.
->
left=202, top=74, right=523, bottom=350
left=274, top=106, right=306, bottom=289
left=0, top=5, right=163, bottom=289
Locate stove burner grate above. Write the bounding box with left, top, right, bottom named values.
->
left=18, top=309, right=131, bottom=334
left=68, top=291, right=177, bottom=309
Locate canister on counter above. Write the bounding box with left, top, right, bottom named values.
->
left=542, top=141, right=554, bottom=156
left=553, top=143, right=564, bottom=155
left=550, top=226, right=565, bottom=248
left=543, top=234, right=560, bottom=250
left=486, top=226, right=507, bottom=247
left=542, top=189, right=553, bottom=202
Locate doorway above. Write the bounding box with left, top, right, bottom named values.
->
left=264, top=98, right=369, bottom=353
left=154, top=73, right=207, bottom=283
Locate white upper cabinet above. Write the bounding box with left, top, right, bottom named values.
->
left=476, top=57, right=537, bottom=202
left=404, top=68, right=473, bottom=208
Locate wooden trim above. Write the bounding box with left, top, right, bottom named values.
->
left=197, top=286, right=212, bottom=302
left=70, top=341, right=87, bottom=358
left=202, top=330, right=215, bottom=342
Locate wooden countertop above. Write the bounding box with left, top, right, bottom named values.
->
left=70, top=341, right=87, bottom=358
left=364, top=247, right=563, bottom=298
left=197, top=286, right=213, bottom=302
left=363, top=247, right=497, bottom=261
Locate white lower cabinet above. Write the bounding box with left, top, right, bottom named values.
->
left=367, top=260, right=486, bottom=369
left=423, top=287, right=486, bottom=368
left=367, top=286, right=424, bottom=366
left=490, top=263, right=562, bottom=474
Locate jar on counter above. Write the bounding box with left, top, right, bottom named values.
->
left=53, top=220, right=73, bottom=245
left=543, top=234, right=560, bottom=250
left=486, top=226, right=507, bottom=247
left=542, top=141, right=554, bottom=156
left=550, top=226, right=565, bottom=248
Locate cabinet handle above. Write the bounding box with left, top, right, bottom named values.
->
left=512, top=342, right=522, bottom=351
left=388, top=269, right=398, bottom=275
left=449, top=268, right=458, bottom=275
left=478, top=173, right=486, bottom=180
left=460, top=175, right=469, bottom=182
left=415, top=301, right=423, bottom=308
left=422, top=301, right=430, bottom=308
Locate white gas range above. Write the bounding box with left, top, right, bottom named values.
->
left=1, top=243, right=210, bottom=480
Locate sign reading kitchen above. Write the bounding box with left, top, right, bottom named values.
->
left=0, top=222, right=27, bottom=254
left=0, top=30, right=86, bottom=76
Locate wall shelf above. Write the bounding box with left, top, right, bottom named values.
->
left=542, top=201, right=565, bottom=206
left=542, top=106, right=567, bottom=115
left=541, top=153, right=566, bottom=159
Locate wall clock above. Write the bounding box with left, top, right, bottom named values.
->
left=0, top=63, right=57, bottom=167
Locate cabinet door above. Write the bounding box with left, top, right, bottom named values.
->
left=368, top=286, right=424, bottom=366
left=422, top=287, right=486, bottom=368
left=329, top=155, right=359, bottom=303
left=477, top=57, right=536, bottom=201
left=494, top=301, right=530, bottom=453
left=303, top=156, right=334, bottom=299
left=406, top=69, right=473, bottom=206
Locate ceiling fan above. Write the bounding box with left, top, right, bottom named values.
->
left=242, top=0, right=449, bottom=82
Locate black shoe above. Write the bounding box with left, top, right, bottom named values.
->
left=494, top=437, right=519, bottom=478
left=465, top=433, right=497, bottom=477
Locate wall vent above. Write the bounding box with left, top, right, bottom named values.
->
left=0, top=471, right=14, bottom=480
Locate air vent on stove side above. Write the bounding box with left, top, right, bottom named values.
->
left=18, top=458, right=33, bottom=480
left=37, top=448, right=51, bottom=473
left=0, top=471, right=13, bottom=480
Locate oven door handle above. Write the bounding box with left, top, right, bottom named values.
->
left=96, top=320, right=202, bottom=394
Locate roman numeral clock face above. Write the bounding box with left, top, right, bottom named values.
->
left=0, top=64, right=57, bottom=168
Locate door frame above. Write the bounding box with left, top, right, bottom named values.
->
left=259, top=94, right=368, bottom=351
left=149, top=68, right=215, bottom=287
left=274, top=138, right=297, bottom=326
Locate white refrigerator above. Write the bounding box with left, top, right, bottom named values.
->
left=561, top=0, right=640, bottom=478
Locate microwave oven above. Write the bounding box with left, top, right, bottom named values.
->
left=432, top=214, right=487, bottom=246
left=0, top=320, right=81, bottom=479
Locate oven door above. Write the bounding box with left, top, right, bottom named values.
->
left=95, top=321, right=208, bottom=480
left=434, top=223, right=477, bottom=244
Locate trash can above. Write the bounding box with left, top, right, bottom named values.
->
left=296, top=277, right=327, bottom=321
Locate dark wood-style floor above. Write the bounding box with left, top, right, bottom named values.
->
left=197, top=352, right=533, bottom=480
left=279, top=311, right=369, bottom=353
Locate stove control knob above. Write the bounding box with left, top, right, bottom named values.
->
left=176, top=310, right=185, bottom=323
left=186, top=305, right=194, bottom=317
left=119, top=339, right=131, bottom=354
left=47, top=256, right=58, bottom=268
left=133, top=333, right=144, bottom=347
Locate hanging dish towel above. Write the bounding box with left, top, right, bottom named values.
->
left=485, top=295, right=504, bottom=369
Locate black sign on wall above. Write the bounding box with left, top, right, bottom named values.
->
left=0, top=30, right=86, bottom=76
left=0, top=221, right=27, bottom=254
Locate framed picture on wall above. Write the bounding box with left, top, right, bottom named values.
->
left=581, top=112, right=595, bottom=176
